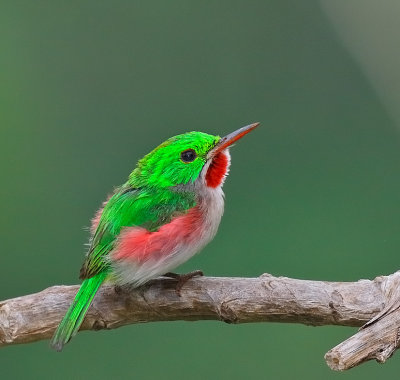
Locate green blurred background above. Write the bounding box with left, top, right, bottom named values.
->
left=2, top=1, right=400, bottom=379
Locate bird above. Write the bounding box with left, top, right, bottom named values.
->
left=50, top=122, right=259, bottom=351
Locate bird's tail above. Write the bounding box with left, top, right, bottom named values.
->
left=50, top=271, right=107, bottom=352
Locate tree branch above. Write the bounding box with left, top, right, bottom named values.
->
left=1, top=272, right=400, bottom=370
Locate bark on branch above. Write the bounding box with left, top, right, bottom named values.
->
left=1, top=272, right=400, bottom=371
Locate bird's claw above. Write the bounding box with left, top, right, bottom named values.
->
left=163, top=270, right=204, bottom=296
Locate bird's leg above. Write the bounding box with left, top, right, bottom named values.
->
left=163, top=270, right=204, bottom=296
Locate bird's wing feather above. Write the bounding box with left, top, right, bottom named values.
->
left=79, top=186, right=196, bottom=279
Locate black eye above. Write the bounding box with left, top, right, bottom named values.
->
left=180, top=149, right=197, bottom=163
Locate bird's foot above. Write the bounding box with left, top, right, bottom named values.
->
left=163, top=270, right=204, bottom=296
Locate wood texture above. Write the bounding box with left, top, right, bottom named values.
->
left=1, top=272, right=400, bottom=371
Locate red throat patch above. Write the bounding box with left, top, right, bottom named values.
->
left=206, top=152, right=229, bottom=188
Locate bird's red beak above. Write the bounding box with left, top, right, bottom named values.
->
left=208, top=122, right=260, bottom=158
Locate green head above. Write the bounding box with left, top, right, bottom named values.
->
left=129, top=123, right=259, bottom=189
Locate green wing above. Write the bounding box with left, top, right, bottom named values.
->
left=79, top=186, right=196, bottom=279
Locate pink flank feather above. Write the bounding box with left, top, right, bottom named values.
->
left=111, top=206, right=203, bottom=263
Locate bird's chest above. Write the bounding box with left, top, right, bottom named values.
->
left=110, top=187, right=224, bottom=285
left=155, top=187, right=225, bottom=269
left=160, top=187, right=225, bottom=269
left=181, top=186, right=225, bottom=255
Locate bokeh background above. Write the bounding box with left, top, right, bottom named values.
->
left=2, top=1, right=400, bottom=379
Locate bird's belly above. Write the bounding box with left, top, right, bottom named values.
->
left=110, top=188, right=224, bottom=286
